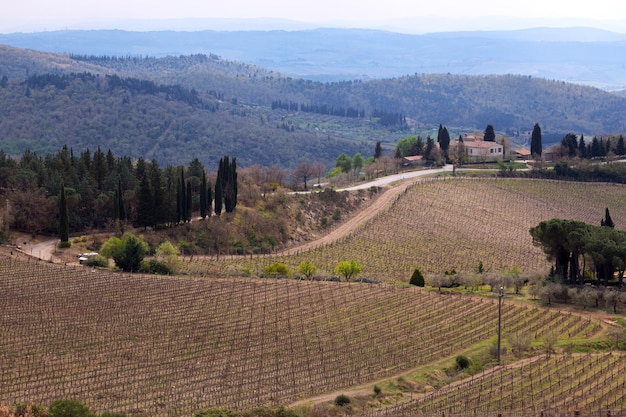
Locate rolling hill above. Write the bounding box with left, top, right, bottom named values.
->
left=2, top=45, right=626, bottom=166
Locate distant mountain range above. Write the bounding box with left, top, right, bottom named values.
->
left=1, top=27, right=626, bottom=88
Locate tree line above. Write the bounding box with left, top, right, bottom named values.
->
left=0, top=146, right=237, bottom=236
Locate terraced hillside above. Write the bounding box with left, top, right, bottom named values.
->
left=0, top=258, right=601, bottom=417
left=181, top=178, right=626, bottom=282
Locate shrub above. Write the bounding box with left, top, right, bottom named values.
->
left=455, top=355, right=470, bottom=370
left=58, top=241, right=72, bottom=248
left=373, top=385, right=382, bottom=395
left=508, top=332, right=533, bottom=357
left=334, top=394, right=351, bottom=406
left=139, top=259, right=174, bottom=275
left=82, top=255, right=108, bottom=268
left=48, top=399, right=92, bottom=417
left=409, top=268, right=425, bottom=287
left=297, top=261, right=317, bottom=279
left=264, top=262, right=289, bottom=276
left=100, top=233, right=148, bottom=272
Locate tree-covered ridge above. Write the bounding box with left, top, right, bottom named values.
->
left=0, top=70, right=371, bottom=168
left=2, top=45, right=626, bottom=137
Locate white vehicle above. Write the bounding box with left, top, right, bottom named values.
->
left=78, top=252, right=99, bottom=264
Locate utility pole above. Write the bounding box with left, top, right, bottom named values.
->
left=497, top=286, right=504, bottom=364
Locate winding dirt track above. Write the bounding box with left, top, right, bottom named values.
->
left=276, top=165, right=453, bottom=256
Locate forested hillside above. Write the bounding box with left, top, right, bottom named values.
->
left=0, top=68, right=371, bottom=168
left=1, top=45, right=626, bottom=167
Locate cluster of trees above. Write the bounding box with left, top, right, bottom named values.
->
left=271, top=100, right=364, bottom=118
left=558, top=133, right=625, bottom=159
left=0, top=145, right=237, bottom=236
left=530, top=214, right=626, bottom=286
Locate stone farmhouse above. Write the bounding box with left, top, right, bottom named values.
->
left=449, top=134, right=503, bottom=162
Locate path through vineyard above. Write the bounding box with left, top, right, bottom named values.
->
left=276, top=164, right=453, bottom=256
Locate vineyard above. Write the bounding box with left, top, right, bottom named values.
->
left=179, top=178, right=626, bottom=282
left=365, top=353, right=626, bottom=416
left=0, top=257, right=604, bottom=417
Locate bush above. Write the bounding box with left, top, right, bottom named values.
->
left=82, top=255, right=108, bottom=268
left=58, top=241, right=72, bottom=248
left=139, top=259, right=174, bottom=275
left=455, top=355, right=470, bottom=370
left=409, top=268, right=425, bottom=287
left=100, top=233, right=148, bottom=272
left=334, top=394, right=351, bottom=406
left=48, top=400, right=92, bottom=417
left=264, top=262, right=289, bottom=276
left=373, top=385, right=382, bottom=395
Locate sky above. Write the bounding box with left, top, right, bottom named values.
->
left=2, top=0, right=626, bottom=33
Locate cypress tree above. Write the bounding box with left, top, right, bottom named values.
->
left=484, top=124, right=496, bottom=142
left=186, top=181, right=192, bottom=222
left=136, top=173, right=153, bottom=229
left=59, top=185, right=69, bottom=245
left=207, top=181, right=213, bottom=217
left=200, top=171, right=207, bottom=219
left=214, top=166, right=223, bottom=216
left=114, top=179, right=126, bottom=221
left=617, top=135, right=626, bottom=156
left=530, top=123, right=542, bottom=157
left=601, top=207, right=615, bottom=228
left=149, top=161, right=163, bottom=227
left=374, top=141, right=383, bottom=159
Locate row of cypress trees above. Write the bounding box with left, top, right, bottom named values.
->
left=59, top=155, right=238, bottom=240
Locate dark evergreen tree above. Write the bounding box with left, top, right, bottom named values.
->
left=438, top=126, right=450, bottom=156
left=207, top=180, right=213, bottom=217
left=561, top=133, right=578, bottom=157
left=59, top=185, right=69, bottom=244
left=200, top=171, right=208, bottom=219
left=578, top=136, right=587, bottom=159
left=409, top=268, right=425, bottom=287
left=374, top=141, right=383, bottom=159
left=424, top=136, right=435, bottom=160
left=149, top=160, right=164, bottom=227
left=617, top=135, right=626, bottom=156
left=591, top=136, right=603, bottom=158
left=484, top=124, right=496, bottom=142
left=114, top=178, right=126, bottom=221
left=601, top=207, right=615, bottom=228
left=214, top=167, right=223, bottom=216
left=530, top=123, right=542, bottom=157
left=136, top=173, right=153, bottom=229
left=91, top=146, right=107, bottom=190
left=186, top=181, right=192, bottom=222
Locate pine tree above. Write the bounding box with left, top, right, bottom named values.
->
left=59, top=185, right=69, bottom=245
left=530, top=123, right=542, bottom=157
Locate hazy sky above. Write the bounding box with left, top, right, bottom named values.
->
left=2, top=0, right=626, bottom=33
